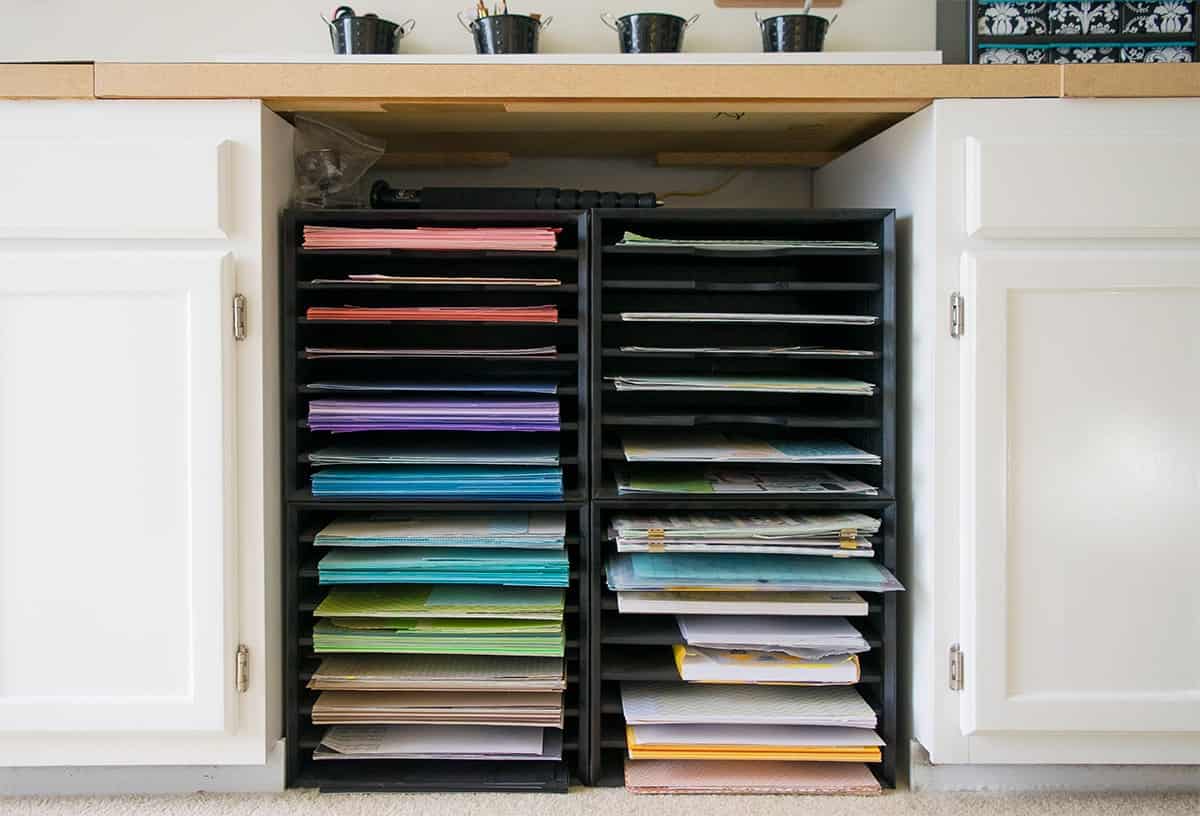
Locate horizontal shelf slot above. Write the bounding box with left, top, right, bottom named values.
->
left=301, top=318, right=579, bottom=328
left=603, top=245, right=880, bottom=259
left=602, top=349, right=880, bottom=360
left=298, top=385, right=579, bottom=396
left=293, top=761, right=570, bottom=794
left=593, top=487, right=891, bottom=504
left=289, top=492, right=588, bottom=508
left=298, top=454, right=580, bottom=466
left=297, top=563, right=581, bottom=583
left=600, top=595, right=884, bottom=616
left=602, top=314, right=880, bottom=326
left=298, top=420, right=579, bottom=431
left=600, top=384, right=871, bottom=398
left=598, top=645, right=880, bottom=684
left=298, top=248, right=579, bottom=260
left=299, top=352, right=579, bottom=363
left=601, top=413, right=880, bottom=429
left=602, top=280, right=882, bottom=292
left=299, top=281, right=579, bottom=293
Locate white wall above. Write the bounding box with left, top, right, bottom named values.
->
left=0, top=0, right=934, bottom=61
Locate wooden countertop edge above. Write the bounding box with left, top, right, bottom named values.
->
left=1060, top=63, right=1200, bottom=97
left=6, top=63, right=1200, bottom=103
left=92, top=63, right=1064, bottom=102
left=0, top=64, right=94, bottom=99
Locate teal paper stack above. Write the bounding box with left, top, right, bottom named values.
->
left=318, top=548, right=569, bottom=587
left=314, top=512, right=570, bottom=659
left=311, top=465, right=564, bottom=500
left=313, top=512, right=566, bottom=549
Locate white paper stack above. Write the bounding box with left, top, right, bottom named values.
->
left=609, top=511, right=880, bottom=557
left=615, top=590, right=868, bottom=616
left=676, top=616, right=871, bottom=659
left=315, top=724, right=562, bottom=761
left=673, top=647, right=862, bottom=685
left=620, top=683, right=877, bottom=728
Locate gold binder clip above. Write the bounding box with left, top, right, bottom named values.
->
left=647, top=528, right=665, bottom=553
left=839, top=529, right=858, bottom=549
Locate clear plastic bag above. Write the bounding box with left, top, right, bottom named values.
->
left=292, top=114, right=386, bottom=208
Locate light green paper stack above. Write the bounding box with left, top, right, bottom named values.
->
left=312, top=619, right=566, bottom=657
left=315, top=585, right=565, bottom=620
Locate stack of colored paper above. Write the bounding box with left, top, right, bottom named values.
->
left=677, top=616, right=870, bottom=660
left=308, top=654, right=567, bottom=692
left=315, top=725, right=562, bottom=761
left=310, top=466, right=564, bottom=499
left=616, top=590, right=868, bottom=617
left=615, top=231, right=879, bottom=252
left=614, top=468, right=878, bottom=496
left=307, top=399, right=560, bottom=432
left=305, top=380, right=560, bottom=394
left=623, top=760, right=882, bottom=795
left=626, top=724, right=883, bottom=762
left=302, top=225, right=561, bottom=251
left=620, top=683, right=881, bottom=765
left=306, top=305, right=558, bottom=323
left=312, top=274, right=562, bottom=287
left=318, top=548, right=569, bottom=587
left=304, top=346, right=557, bottom=359
left=308, top=439, right=560, bottom=467
left=672, top=647, right=861, bottom=685
left=622, top=683, right=877, bottom=728
left=315, top=585, right=565, bottom=619
left=606, top=375, right=876, bottom=395
left=608, top=512, right=880, bottom=557
left=606, top=553, right=902, bottom=593
left=314, top=512, right=566, bottom=549
left=619, top=311, right=878, bottom=326
left=312, top=618, right=565, bottom=656
left=620, top=433, right=881, bottom=466
left=312, top=691, right=564, bottom=726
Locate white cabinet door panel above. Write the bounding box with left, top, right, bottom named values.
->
left=960, top=251, right=1200, bottom=736
left=964, top=138, right=1200, bottom=240
left=0, top=252, right=238, bottom=735
left=0, top=140, right=231, bottom=239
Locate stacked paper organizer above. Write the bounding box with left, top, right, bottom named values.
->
left=283, top=212, right=589, bottom=793
left=590, top=210, right=900, bottom=794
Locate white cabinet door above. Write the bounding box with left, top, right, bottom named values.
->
left=0, top=251, right=238, bottom=739
left=959, top=250, right=1200, bottom=737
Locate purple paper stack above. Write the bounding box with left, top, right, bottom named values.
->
left=307, top=399, right=561, bottom=433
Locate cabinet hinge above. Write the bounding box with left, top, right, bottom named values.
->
left=233, top=294, right=248, bottom=341
left=950, top=291, right=965, bottom=339
left=236, top=644, right=249, bottom=693
left=949, top=643, right=964, bottom=692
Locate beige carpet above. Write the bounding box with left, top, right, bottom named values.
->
left=3, top=789, right=1198, bottom=816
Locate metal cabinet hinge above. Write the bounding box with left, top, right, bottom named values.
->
left=233, top=294, right=248, bottom=341
left=236, top=644, right=249, bottom=692
left=949, top=643, right=964, bottom=692
left=950, top=291, right=965, bottom=338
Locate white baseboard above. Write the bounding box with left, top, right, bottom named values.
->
left=910, top=741, right=1200, bottom=793
left=0, top=739, right=285, bottom=796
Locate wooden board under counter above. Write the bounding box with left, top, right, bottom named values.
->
left=0, top=64, right=93, bottom=99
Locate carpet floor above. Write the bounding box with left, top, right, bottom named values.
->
left=3, top=789, right=1198, bottom=816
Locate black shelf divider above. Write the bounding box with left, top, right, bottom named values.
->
left=585, top=208, right=898, bottom=790
left=282, top=209, right=590, bottom=794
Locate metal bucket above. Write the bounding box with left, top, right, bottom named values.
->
left=459, top=12, right=551, bottom=54
left=758, top=12, right=834, bottom=53
left=324, top=6, right=415, bottom=54
left=601, top=12, right=698, bottom=53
